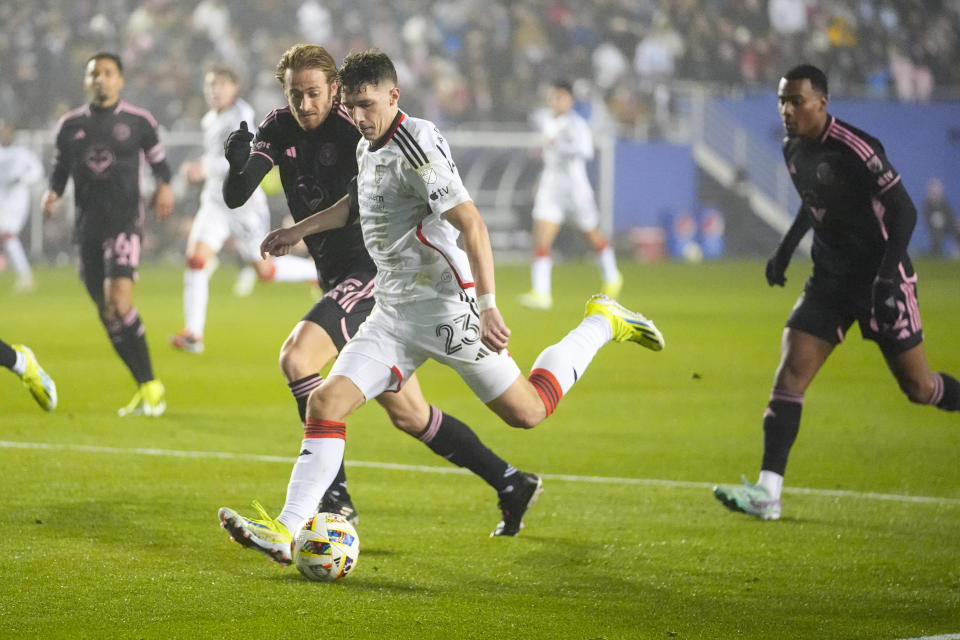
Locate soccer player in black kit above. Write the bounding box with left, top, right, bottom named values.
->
left=217, top=45, right=540, bottom=557
left=714, top=64, right=959, bottom=521
left=42, top=53, right=173, bottom=416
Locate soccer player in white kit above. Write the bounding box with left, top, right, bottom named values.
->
left=0, top=122, right=44, bottom=292
left=171, top=65, right=315, bottom=353
left=518, top=79, right=623, bottom=311
left=219, top=50, right=666, bottom=565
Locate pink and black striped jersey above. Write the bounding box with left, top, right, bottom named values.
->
left=782, top=114, right=911, bottom=282
left=49, top=101, right=171, bottom=241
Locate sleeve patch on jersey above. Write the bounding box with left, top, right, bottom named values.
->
left=866, top=155, right=883, bottom=173
left=418, top=164, right=438, bottom=184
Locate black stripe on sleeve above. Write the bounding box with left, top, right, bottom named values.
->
left=395, top=125, right=428, bottom=165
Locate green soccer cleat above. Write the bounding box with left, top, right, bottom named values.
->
left=13, top=345, right=57, bottom=411
left=218, top=501, right=293, bottom=565
left=584, top=294, right=665, bottom=351
left=518, top=290, right=553, bottom=311
left=713, top=476, right=782, bottom=521
left=118, top=380, right=166, bottom=417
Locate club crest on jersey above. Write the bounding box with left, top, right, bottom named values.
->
left=866, top=155, right=883, bottom=174
left=417, top=163, right=438, bottom=185
left=318, top=142, right=338, bottom=166
left=375, top=164, right=387, bottom=185
left=113, top=123, right=131, bottom=141
left=815, top=162, right=835, bottom=185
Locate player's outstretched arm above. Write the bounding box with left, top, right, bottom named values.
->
left=222, top=122, right=272, bottom=208
left=260, top=194, right=350, bottom=258
left=442, top=201, right=510, bottom=353
left=766, top=207, right=812, bottom=286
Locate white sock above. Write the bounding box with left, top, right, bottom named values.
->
left=531, top=255, right=552, bottom=296
left=183, top=268, right=210, bottom=337
left=758, top=470, right=783, bottom=500
left=277, top=436, right=346, bottom=535
left=597, top=245, right=619, bottom=283
left=270, top=255, right=317, bottom=282
left=4, top=237, right=31, bottom=279
left=530, top=314, right=612, bottom=394
left=11, top=350, right=26, bottom=376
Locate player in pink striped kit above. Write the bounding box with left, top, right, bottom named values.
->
left=714, top=64, right=960, bottom=521
left=42, top=53, right=172, bottom=416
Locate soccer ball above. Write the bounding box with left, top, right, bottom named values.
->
left=292, top=512, right=360, bottom=582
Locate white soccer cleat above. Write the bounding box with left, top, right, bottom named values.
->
left=518, top=290, right=553, bottom=310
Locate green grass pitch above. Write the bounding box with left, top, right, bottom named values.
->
left=1, top=259, right=958, bottom=639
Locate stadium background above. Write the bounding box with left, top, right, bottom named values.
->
left=3, top=0, right=959, bottom=267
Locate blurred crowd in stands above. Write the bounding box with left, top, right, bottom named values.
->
left=2, top=0, right=958, bottom=135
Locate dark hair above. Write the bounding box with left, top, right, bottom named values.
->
left=275, top=44, right=338, bottom=87
left=339, top=49, right=397, bottom=94
left=86, top=52, right=123, bottom=75
left=551, top=78, right=574, bottom=95
left=783, top=64, right=828, bottom=96
left=207, top=63, right=240, bottom=86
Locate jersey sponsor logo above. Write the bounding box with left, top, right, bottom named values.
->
left=429, top=185, right=450, bottom=201
left=866, top=155, right=883, bottom=173
left=296, top=177, right=330, bottom=212
left=84, top=147, right=116, bottom=175
left=112, top=123, right=131, bottom=141
left=417, top=163, right=437, bottom=184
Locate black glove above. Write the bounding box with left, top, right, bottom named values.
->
left=872, top=277, right=900, bottom=330
left=765, top=250, right=788, bottom=287
left=224, top=121, right=254, bottom=172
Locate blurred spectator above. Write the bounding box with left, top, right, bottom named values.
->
left=922, top=178, right=960, bottom=258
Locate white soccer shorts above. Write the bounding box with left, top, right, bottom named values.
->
left=0, top=187, right=32, bottom=235
left=187, top=190, right=270, bottom=263
left=328, top=296, right=522, bottom=404
left=532, top=174, right=600, bottom=231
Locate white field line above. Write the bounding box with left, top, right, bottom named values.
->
left=2, top=440, right=960, bottom=507
left=895, top=635, right=960, bottom=640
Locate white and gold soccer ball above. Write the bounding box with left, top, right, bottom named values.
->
left=293, top=512, right=360, bottom=582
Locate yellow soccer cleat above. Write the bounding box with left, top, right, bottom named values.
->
left=218, top=501, right=293, bottom=565
left=118, top=380, right=166, bottom=417
left=13, top=345, right=57, bottom=411
left=584, top=294, right=665, bottom=351
left=601, top=271, right=624, bottom=299
left=518, top=290, right=553, bottom=310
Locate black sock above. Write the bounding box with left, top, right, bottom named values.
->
left=419, top=406, right=515, bottom=493
left=287, top=373, right=322, bottom=423
left=761, top=394, right=803, bottom=476
left=0, top=339, right=16, bottom=370
left=105, top=309, right=153, bottom=384
left=934, top=372, right=960, bottom=411
left=326, top=463, right=350, bottom=500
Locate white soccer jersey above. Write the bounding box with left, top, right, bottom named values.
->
left=200, top=98, right=260, bottom=204
left=0, top=143, right=43, bottom=235
left=540, top=109, right=594, bottom=181
left=355, top=112, right=473, bottom=305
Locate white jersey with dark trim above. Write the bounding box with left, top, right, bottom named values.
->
left=201, top=98, right=258, bottom=203
left=355, top=111, right=473, bottom=305
left=539, top=108, right=594, bottom=184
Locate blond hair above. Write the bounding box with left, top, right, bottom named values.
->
left=274, top=44, right=338, bottom=87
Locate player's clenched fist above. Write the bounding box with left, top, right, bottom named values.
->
left=224, top=121, right=253, bottom=172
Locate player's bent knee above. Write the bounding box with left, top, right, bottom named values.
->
left=186, top=255, right=206, bottom=270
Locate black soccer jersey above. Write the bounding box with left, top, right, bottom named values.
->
left=782, top=115, right=912, bottom=284
left=252, top=104, right=374, bottom=290
left=49, top=101, right=172, bottom=241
